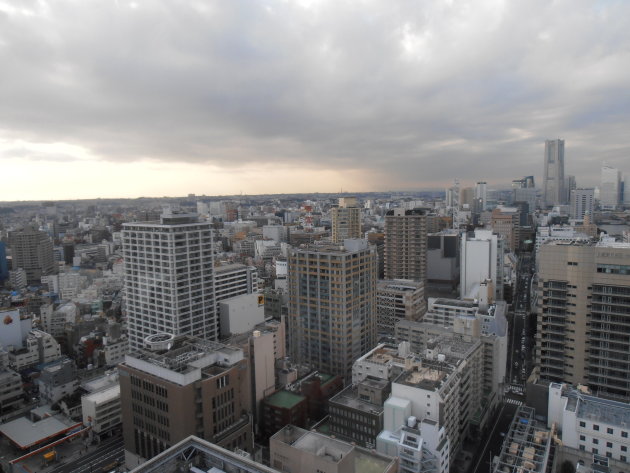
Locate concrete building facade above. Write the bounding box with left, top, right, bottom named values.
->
left=543, top=139, right=566, bottom=207
left=384, top=209, right=428, bottom=283
left=120, top=336, right=253, bottom=469
left=535, top=239, right=630, bottom=401
left=288, top=240, right=377, bottom=381
left=122, top=209, right=216, bottom=349
left=331, top=197, right=362, bottom=244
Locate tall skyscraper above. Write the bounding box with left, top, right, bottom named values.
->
left=287, top=239, right=377, bottom=381
left=330, top=197, right=361, bottom=243
left=600, top=163, right=621, bottom=210
left=543, top=139, right=565, bottom=207
left=122, top=208, right=216, bottom=349
left=569, top=188, right=594, bottom=220
left=8, top=226, right=56, bottom=285
left=536, top=239, right=630, bottom=401
left=475, top=182, right=488, bottom=211
left=384, top=208, right=428, bottom=283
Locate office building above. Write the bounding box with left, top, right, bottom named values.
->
left=543, top=139, right=566, bottom=207
left=570, top=188, right=595, bottom=220
left=119, top=336, right=253, bottom=468
left=331, top=197, right=362, bottom=243
left=8, top=226, right=56, bottom=284
left=377, top=279, right=426, bottom=336
left=535, top=239, right=630, bottom=401
left=460, top=229, right=504, bottom=301
left=600, top=164, right=621, bottom=210
left=475, top=182, right=488, bottom=211
left=396, top=301, right=509, bottom=424
left=548, top=383, right=630, bottom=470
left=214, top=263, right=258, bottom=302
left=122, top=209, right=216, bottom=349
left=384, top=208, right=428, bottom=282
left=288, top=239, right=377, bottom=381
left=427, top=231, right=460, bottom=290
left=81, top=371, right=122, bottom=439
left=271, top=425, right=398, bottom=473
left=329, top=376, right=390, bottom=448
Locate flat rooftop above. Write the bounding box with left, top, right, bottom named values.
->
left=0, top=415, right=80, bottom=449
left=265, top=390, right=305, bottom=410
left=576, top=394, right=630, bottom=428
left=330, top=385, right=384, bottom=414
left=395, top=361, right=455, bottom=391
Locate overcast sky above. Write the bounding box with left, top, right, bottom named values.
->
left=1, top=0, right=629, bottom=200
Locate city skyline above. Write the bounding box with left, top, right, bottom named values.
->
left=2, top=0, right=630, bottom=201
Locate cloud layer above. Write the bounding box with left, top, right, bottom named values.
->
left=1, top=0, right=629, bottom=198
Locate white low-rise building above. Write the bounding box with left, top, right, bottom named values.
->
left=549, top=384, right=630, bottom=466
left=82, top=384, right=121, bottom=437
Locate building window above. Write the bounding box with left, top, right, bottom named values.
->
left=622, top=446, right=627, bottom=452
left=593, top=439, right=599, bottom=445
left=607, top=428, right=614, bottom=435
left=592, top=448, right=598, bottom=454
left=607, top=442, right=612, bottom=448
left=580, top=435, right=586, bottom=441
left=579, top=421, right=586, bottom=427
left=622, top=431, right=628, bottom=438
left=593, top=424, right=600, bottom=431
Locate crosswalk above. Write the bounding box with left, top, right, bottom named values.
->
left=505, top=398, right=523, bottom=406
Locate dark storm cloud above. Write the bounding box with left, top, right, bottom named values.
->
left=1, top=0, right=629, bottom=186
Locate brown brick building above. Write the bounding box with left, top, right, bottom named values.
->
left=119, top=336, right=253, bottom=468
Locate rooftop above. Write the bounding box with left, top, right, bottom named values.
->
left=330, top=385, right=384, bottom=414
left=0, top=415, right=80, bottom=450
left=493, top=406, right=551, bottom=473
left=396, top=365, right=449, bottom=391
left=265, top=390, right=305, bottom=410
left=575, top=393, right=630, bottom=428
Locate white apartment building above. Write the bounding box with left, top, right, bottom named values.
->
left=460, top=229, right=504, bottom=301
left=122, top=209, right=216, bottom=349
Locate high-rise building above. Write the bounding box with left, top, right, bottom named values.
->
left=330, top=197, right=361, bottom=243
left=460, top=229, right=504, bottom=301
left=535, top=239, right=630, bottom=401
left=119, top=336, right=253, bottom=467
left=288, top=239, right=377, bottom=381
left=0, top=242, right=8, bottom=282
left=475, top=182, right=488, bottom=211
left=8, top=226, right=56, bottom=285
left=570, top=188, right=595, bottom=220
left=543, top=139, right=565, bottom=207
left=122, top=208, right=216, bottom=350
left=600, top=163, right=621, bottom=210
left=564, top=174, right=576, bottom=203
left=376, top=279, right=426, bottom=335
left=384, top=209, right=428, bottom=283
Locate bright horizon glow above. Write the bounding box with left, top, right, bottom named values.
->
left=1, top=0, right=629, bottom=201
